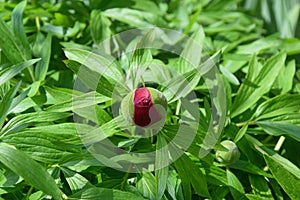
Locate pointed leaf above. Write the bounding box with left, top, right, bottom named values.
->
left=64, top=48, right=126, bottom=88
left=34, top=33, right=52, bottom=81
left=254, top=94, right=300, bottom=120
left=46, top=91, right=110, bottom=112
left=0, top=143, right=64, bottom=200
left=12, top=0, right=31, bottom=60
left=90, top=10, right=111, bottom=47
left=0, top=112, right=71, bottom=136
left=70, top=187, right=144, bottom=200
left=0, top=59, right=40, bottom=86
left=264, top=155, right=300, bottom=200
left=64, top=60, right=118, bottom=98
left=137, top=169, right=156, bottom=200
left=173, top=151, right=209, bottom=198
left=249, top=175, right=273, bottom=199
left=247, top=135, right=300, bottom=180
left=227, top=169, right=247, bottom=200
left=0, top=16, right=26, bottom=64
left=163, top=51, right=220, bottom=103
left=257, top=121, right=300, bottom=142
left=0, top=82, right=21, bottom=128
left=231, top=52, right=286, bottom=118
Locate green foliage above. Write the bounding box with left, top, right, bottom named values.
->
left=0, top=0, right=300, bottom=199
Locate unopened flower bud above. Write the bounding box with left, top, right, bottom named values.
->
left=121, top=87, right=167, bottom=129
left=216, top=140, right=240, bottom=164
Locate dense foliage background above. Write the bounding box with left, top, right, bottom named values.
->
left=0, top=0, right=300, bottom=199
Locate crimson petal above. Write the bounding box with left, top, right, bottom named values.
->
left=133, top=88, right=162, bottom=127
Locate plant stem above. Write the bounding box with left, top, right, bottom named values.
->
left=25, top=186, right=33, bottom=200
left=236, top=120, right=256, bottom=127
left=120, top=164, right=133, bottom=190
left=141, top=77, right=145, bottom=87
left=274, top=136, right=285, bottom=151
left=35, top=16, right=41, bottom=32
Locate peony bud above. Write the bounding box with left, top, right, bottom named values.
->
left=216, top=140, right=240, bottom=164
left=121, top=87, right=167, bottom=128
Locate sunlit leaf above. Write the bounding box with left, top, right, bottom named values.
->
left=231, top=52, right=286, bottom=118
left=0, top=143, right=64, bottom=200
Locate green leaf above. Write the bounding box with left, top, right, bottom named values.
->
left=0, top=111, right=71, bottom=136
left=137, top=169, right=156, bottom=200
left=103, top=8, right=167, bottom=27
left=64, top=48, right=126, bottom=89
left=172, top=151, right=209, bottom=198
left=229, top=160, right=272, bottom=178
left=61, top=168, right=89, bottom=191
left=246, top=194, right=272, bottom=200
left=0, top=167, right=22, bottom=187
left=44, top=86, right=74, bottom=104
left=203, top=163, right=227, bottom=185
left=90, top=10, right=111, bottom=47
left=264, top=155, right=300, bottom=200
left=269, top=178, right=284, bottom=200
left=0, top=82, right=21, bottom=128
left=78, top=115, right=129, bottom=146
left=8, top=96, right=40, bottom=114
left=75, top=104, right=112, bottom=125
left=273, top=60, right=295, bottom=94
left=249, top=175, right=273, bottom=199
left=237, top=35, right=281, bottom=54
left=2, top=123, right=81, bottom=163
left=268, top=113, right=300, bottom=125
left=34, top=33, right=52, bottom=81
left=226, top=169, right=247, bottom=200
left=220, top=65, right=240, bottom=85
left=178, top=25, right=204, bottom=74
left=41, top=24, right=64, bottom=39
left=0, top=59, right=40, bottom=86
left=257, top=121, right=300, bottom=142
left=0, top=18, right=25, bottom=64
left=211, top=186, right=230, bottom=200
left=0, top=143, right=64, bottom=200
left=231, top=52, right=286, bottom=118
left=146, top=59, right=172, bottom=85
left=46, top=91, right=110, bottom=112
left=70, top=187, right=144, bottom=200
left=127, top=29, right=154, bottom=89
left=282, top=38, right=300, bottom=55
left=63, top=60, right=118, bottom=98
left=163, top=51, right=221, bottom=103
left=233, top=124, right=248, bottom=143
left=9, top=88, right=30, bottom=113
left=165, top=25, right=205, bottom=103
left=60, top=153, right=104, bottom=172
left=254, top=94, right=300, bottom=120
left=155, top=133, right=168, bottom=200
left=247, top=135, right=300, bottom=180
left=11, top=0, right=31, bottom=60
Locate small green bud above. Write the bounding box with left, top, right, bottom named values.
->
left=216, top=140, right=240, bottom=164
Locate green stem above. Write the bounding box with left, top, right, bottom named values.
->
left=120, top=164, right=133, bottom=190
left=141, top=77, right=146, bottom=87
left=28, top=67, right=35, bottom=82
left=25, top=186, right=34, bottom=200
left=35, top=16, right=41, bottom=32
left=236, top=120, right=256, bottom=127
left=175, top=100, right=181, bottom=116
left=274, top=136, right=285, bottom=151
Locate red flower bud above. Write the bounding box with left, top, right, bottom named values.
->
left=121, top=87, right=167, bottom=129
left=133, top=88, right=162, bottom=127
